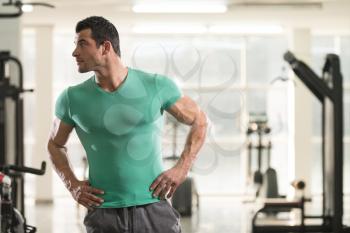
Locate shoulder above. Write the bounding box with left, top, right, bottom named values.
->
left=56, top=77, right=93, bottom=104
left=68, top=76, right=93, bottom=92
left=61, top=76, right=94, bottom=100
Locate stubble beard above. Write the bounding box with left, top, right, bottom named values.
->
left=78, top=64, right=91, bottom=73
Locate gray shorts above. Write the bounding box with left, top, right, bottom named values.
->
left=83, top=200, right=182, bottom=233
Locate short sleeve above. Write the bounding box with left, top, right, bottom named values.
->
left=55, top=88, right=75, bottom=126
left=155, top=75, right=182, bottom=112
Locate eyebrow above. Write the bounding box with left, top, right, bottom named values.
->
left=75, top=39, right=88, bottom=44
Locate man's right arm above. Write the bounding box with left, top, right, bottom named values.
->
left=47, top=117, right=104, bottom=210
left=47, top=118, right=78, bottom=190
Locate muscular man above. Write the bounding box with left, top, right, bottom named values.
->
left=47, top=16, right=207, bottom=233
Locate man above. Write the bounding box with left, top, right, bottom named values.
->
left=47, top=16, right=207, bottom=233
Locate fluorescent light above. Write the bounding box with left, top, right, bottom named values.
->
left=132, top=3, right=227, bottom=13
left=209, top=24, right=283, bottom=34
left=21, top=4, right=33, bottom=12
left=132, top=23, right=283, bottom=35
left=133, top=24, right=207, bottom=34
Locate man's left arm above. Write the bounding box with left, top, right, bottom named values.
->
left=150, top=96, right=208, bottom=199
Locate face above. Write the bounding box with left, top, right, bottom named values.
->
left=72, top=28, right=103, bottom=73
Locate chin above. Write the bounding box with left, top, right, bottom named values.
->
left=78, top=67, right=91, bottom=73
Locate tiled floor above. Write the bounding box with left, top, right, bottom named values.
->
left=24, top=195, right=350, bottom=233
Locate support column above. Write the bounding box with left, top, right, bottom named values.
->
left=33, top=25, right=54, bottom=203
left=287, top=28, right=313, bottom=197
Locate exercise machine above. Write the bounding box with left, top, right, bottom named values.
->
left=1, top=51, right=46, bottom=232
left=252, top=51, right=350, bottom=232
left=246, top=113, right=279, bottom=199
left=0, top=0, right=55, bottom=18
left=1, top=51, right=32, bottom=214
left=0, top=162, right=46, bottom=233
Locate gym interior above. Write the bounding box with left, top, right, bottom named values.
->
left=1, top=0, right=350, bottom=232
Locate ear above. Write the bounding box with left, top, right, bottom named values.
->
left=102, top=41, right=112, bottom=55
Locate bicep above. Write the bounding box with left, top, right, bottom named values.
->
left=48, top=117, right=74, bottom=147
left=165, top=96, right=202, bottom=125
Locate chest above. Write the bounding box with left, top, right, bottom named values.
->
left=71, top=94, right=162, bottom=135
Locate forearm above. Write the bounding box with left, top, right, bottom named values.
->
left=47, top=140, right=79, bottom=191
left=176, top=110, right=208, bottom=171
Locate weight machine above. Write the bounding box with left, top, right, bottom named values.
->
left=252, top=51, right=350, bottom=232
left=246, top=113, right=279, bottom=199
left=1, top=51, right=46, bottom=232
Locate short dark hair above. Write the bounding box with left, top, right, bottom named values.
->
left=76, top=16, right=121, bottom=57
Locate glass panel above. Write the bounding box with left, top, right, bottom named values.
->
left=247, top=90, right=266, bottom=113
left=201, top=90, right=243, bottom=137
left=267, top=86, right=289, bottom=136
left=246, top=36, right=288, bottom=84
left=196, top=47, right=241, bottom=86
left=192, top=143, right=242, bottom=194
left=129, top=42, right=171, bottom=75
left=125, top=36, right=242, bottom=87
left=339, top=36, right=350, bottom=84
left=311, top=36, right=335, bottom=77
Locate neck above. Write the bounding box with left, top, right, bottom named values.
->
left=94, top=57, right=128, bottom=92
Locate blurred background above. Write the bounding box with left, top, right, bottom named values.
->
left=1, top=0, right=350, bottom=232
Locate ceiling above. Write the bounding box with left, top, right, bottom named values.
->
left=18, top=0, right=340, bottom=8
left=1, top=0, right=349, bottom=31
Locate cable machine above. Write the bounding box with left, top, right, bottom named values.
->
left=252, top=51, right=350, bottom=233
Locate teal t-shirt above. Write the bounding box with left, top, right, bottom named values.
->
left=55, top=67, right=182, bottom=208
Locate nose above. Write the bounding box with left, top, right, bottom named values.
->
left=72, top=46, right=78, bottom=57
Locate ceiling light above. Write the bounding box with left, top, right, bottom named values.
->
left=132, top=3, right=227, bottom=13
